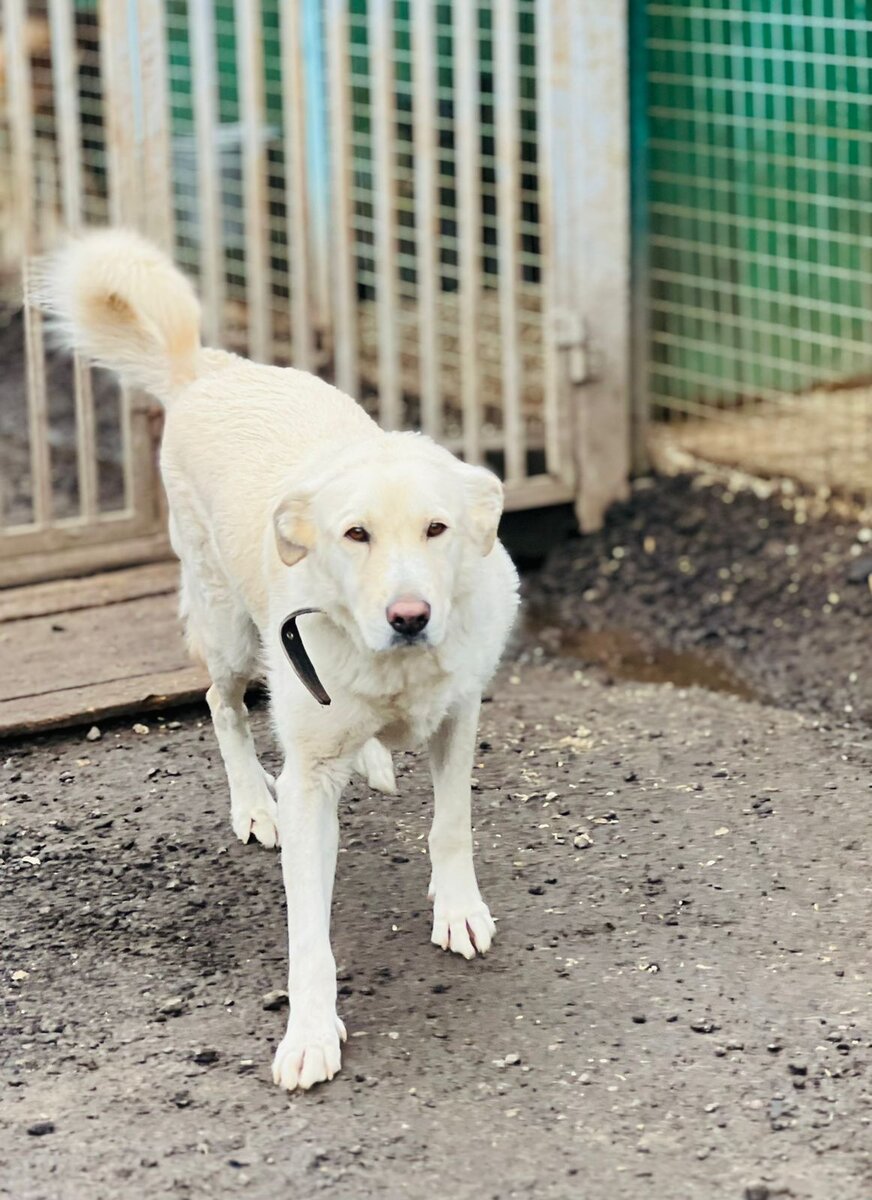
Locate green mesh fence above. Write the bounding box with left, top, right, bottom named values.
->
left=635, top=1, right=872, bottom=494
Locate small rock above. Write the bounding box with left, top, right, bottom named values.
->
left=787, top=1063, right=807, bottom=1076
left=27, top=1121, right=55, bottom=1136
left=159, top=996, right=185, bottom=1016
left=745, top=1188, right=769, bottom=1200
left=191, top=1048, right=219, bottom=1065
left=847, top=554, right=872, bottom=583
left=690, top=1019, right=719, bottom=1034
left=573, top=832, right=593, bottom=849
left=262, top=990, right=289, bottom=1011
left=85, top=726, right=102, bottom=742
left=503, top=1053, right=521, bottom=1066
left=132, top=723, right=150, bottom=736
left=631, top=1014, right=647, bottom=1025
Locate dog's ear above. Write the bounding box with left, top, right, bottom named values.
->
left=461, top=463, right=504, bottom=556
left=273, top=491, right=315, bottom=566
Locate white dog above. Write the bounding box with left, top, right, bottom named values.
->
left=33, top=229, right=520, bottom=1091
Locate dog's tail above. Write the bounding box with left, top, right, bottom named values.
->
left=29, top=228, right=202, bottom=404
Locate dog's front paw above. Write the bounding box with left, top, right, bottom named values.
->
left=230, top=776, right=279, bottom=848
left=271, top=1013, right=347, bottom=1091
left=431, top=893, right=496, bottom=960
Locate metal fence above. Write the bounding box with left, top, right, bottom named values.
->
left=0, top=0, right=631, bottom=586
left=635, top=1, right=872, bottom=497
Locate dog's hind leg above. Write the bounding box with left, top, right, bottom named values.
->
left=206, top=673, right=278, bottom=848
left=179, top=560, right=278, bottom=848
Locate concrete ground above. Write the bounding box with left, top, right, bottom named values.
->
left=2, top=641, right=870, bottom=1199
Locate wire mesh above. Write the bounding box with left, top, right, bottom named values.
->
left=637, top=0, right=872, bottom=496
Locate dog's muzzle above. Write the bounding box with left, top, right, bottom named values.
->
left=280, top=608, right=331, bottom=706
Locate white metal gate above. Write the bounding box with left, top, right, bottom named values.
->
left=0, top=0, right=629, bottom=587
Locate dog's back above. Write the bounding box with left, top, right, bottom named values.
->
left=31, top=228, right=377, bottom=619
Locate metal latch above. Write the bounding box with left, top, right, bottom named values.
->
left=552, top=309, right=590, bottom=385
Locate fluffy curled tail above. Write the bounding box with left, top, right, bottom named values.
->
left=29, top=228, right=202, bottom=404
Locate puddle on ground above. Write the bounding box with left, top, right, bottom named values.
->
left=526, top=607, right=758, bottom=701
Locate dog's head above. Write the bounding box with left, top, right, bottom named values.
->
left=273, top=433, right=503, bottom=652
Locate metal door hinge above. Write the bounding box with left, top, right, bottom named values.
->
left=552, top=309, right=591, bottom=385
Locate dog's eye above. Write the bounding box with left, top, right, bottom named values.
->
left=344, top=526, right=370, bottom=543
left=426, top=521, right=448, bottom=539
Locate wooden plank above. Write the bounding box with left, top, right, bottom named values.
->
left=502, top=475, right=575, bottom=512
left=1, top=591, right=191, bottom=701
left=0, top=668, right=208, bottom=739
left=0, top=586, right=209, bottom=737
left=0, top=531, right=172, bottom=589
left=0, top=562, right=179, bottom=624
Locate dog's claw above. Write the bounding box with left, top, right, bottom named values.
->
left=230, top=784, right=279, bottom=848
left=272, top=1015, right=346, bottom=1091
left=431, top=900, right=496, bottom=959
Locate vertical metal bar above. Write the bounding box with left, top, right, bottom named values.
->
left=326, top=0, right=357, bottom=395
left=628, top=0, right=650, bottom=474
left=100, top=0, right=139, bottom=227
left=534, top=0, right=568, bottom=483
left=494, top=0, right=523, bottom=482
left=235, top=0, right=271, bottom=362
left=137, top=0, right=174, bottom=250
left=302, top=0, right=330, bottom=334
left=412, top=0, right=440, bottom=438
left=49, top=0, right=83, bottom=227
left=454, top=0, right=482, bottom=463
left=49, top=0, right=99, bottom=522
left=281, top=0, right=314, bottom=370
left=369, top=0, right=400, bottom=427
left=101, top=0, right=140, bottom=517
left=6, top=0, right=52, bottom=528
left=189, top=0, right=224, bottom=346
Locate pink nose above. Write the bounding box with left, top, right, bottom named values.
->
left=387, top=597, right=431, bottom=638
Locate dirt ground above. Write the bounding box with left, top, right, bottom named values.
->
left=2, top=475, right=871, bottom=1199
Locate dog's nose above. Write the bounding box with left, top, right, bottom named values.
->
left=387, top=597, right=431, bottom=638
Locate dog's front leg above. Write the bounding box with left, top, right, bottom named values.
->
left=428, top=694, right=496, bottom=960
left=271, top=757, right=349, bottom=1091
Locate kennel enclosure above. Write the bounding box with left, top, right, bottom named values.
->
left=0, top=0, right=630, bottom=586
